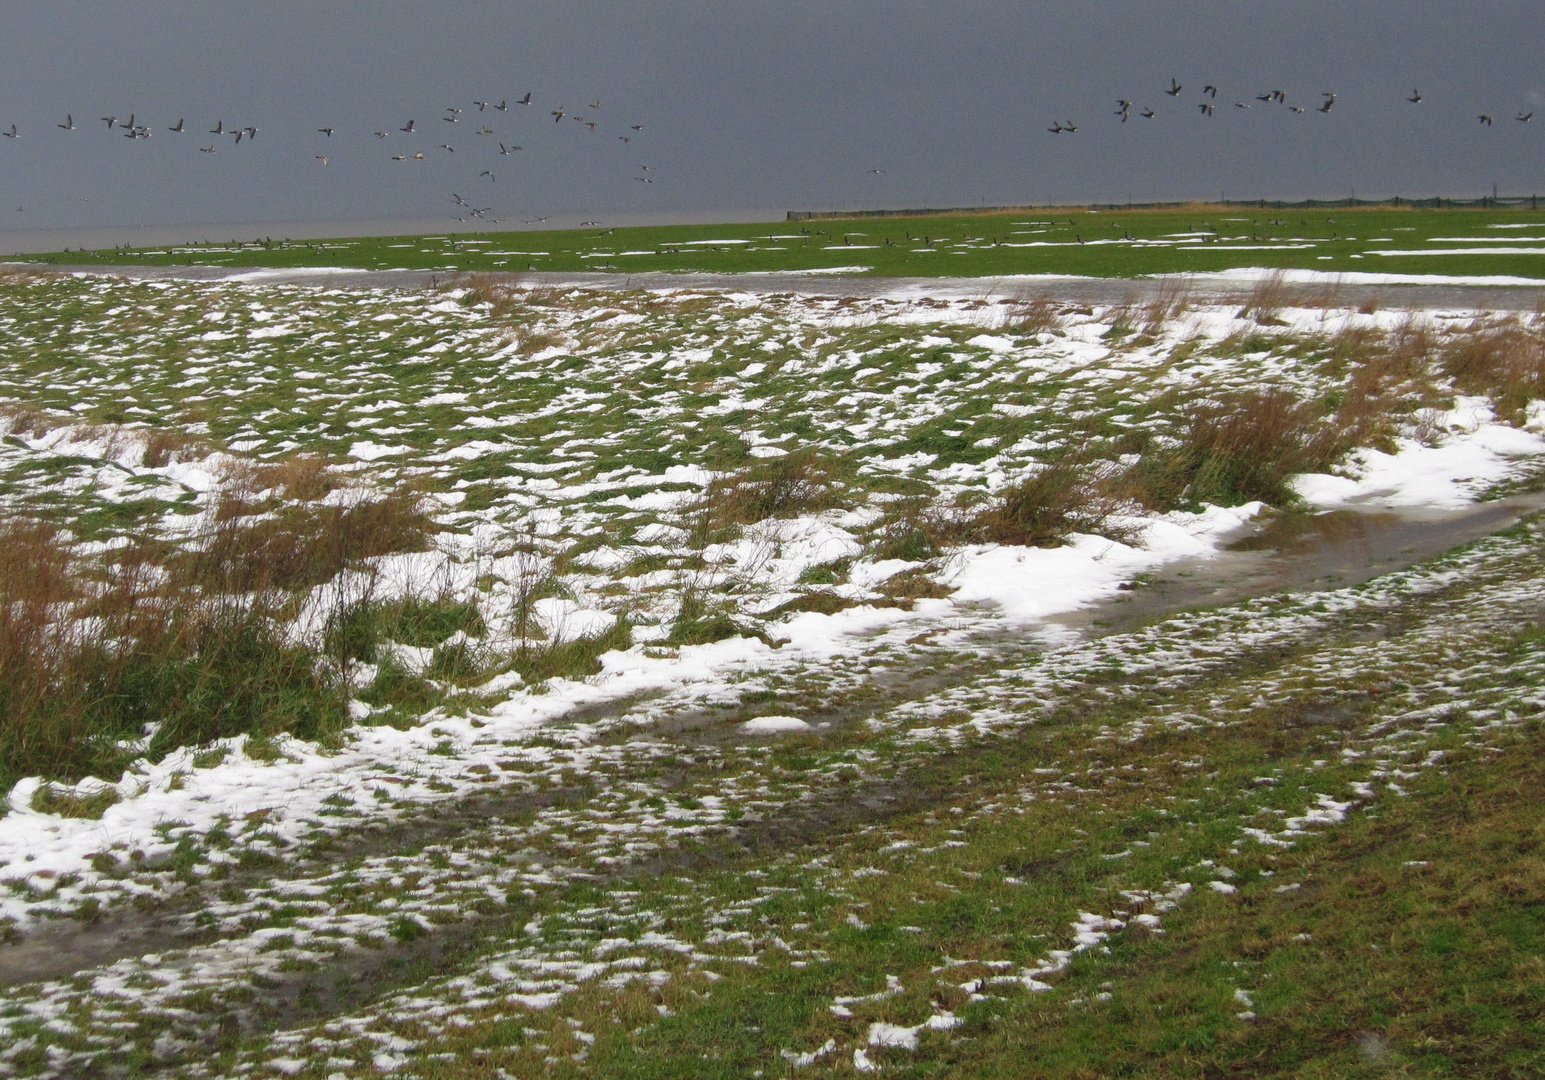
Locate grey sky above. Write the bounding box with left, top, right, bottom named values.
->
left=0, top=1, right=1541, bottom=235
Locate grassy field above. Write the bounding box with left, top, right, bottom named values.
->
left=0, top=268, right=1542, bottom=1078
left=20, top=206, right=1545, bottom=279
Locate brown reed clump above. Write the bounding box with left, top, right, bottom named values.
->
left=1439, top=316, right=1545, bottom=423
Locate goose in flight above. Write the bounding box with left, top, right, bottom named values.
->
left=1139, top=106, right=1155, bottom=119
left=499, top=142, right=520, bottom=154
left=391, top=153, right=407, bottom=161
left=1517, top=112, right=1533, bottom=122
left=318, top=127, right=333, bottom=136
left=1479, top=113, right=1493, bottom=126
left=1318, top=93, right=1336, bottom=113
left=452, top=192, right=469, bottom=206
left=1255, top=92, right=1272, bottom=102
left=1289, top=105, right=1306, bottom=113
left=1235, top=101, right=1250, bottom=109
left=315, top=155, right=328, bottom=165
left=1165, top=78, right=1182, bottom=96
left=494, top=100, right=508, bottom=111
left=101, top=115, right=116, bottom=128
left=200, top=144, right=216, bottom=153
left=3, top=125, right=17, bottom=139
left=552, top=106, right=565, bottom=122
left=119, top=114, right=135, bottom=129
left=1203, top=85, right=1218, bottom=98
left=210, top=120, right=224, bottom=134
left=1115, top=99, right=1131, bottom=121
left=58, top=115, right=74, bottom=130
left=590, top=99, right=602, bottom=109
left=1407, top=89, right=1422, bottom=103
left=635, top=176, right=653, bottom=182
left=479, top=169, right=495, bottom=180
left=474, top=100, right=488, bottom=111
left=476, top=125, right=494, bottom=135
left=438, top=143, right=454, bottom=151
left=401, top=119, right=415, bottom=133
left=1048, top=120, right=1064, bottom=133
left=631, top=124, right=644, bottom=131
left=1199, top=102, right=1214, bottom=116
left=170, top=118, right=184, bottom=133
left=517, top=92, right=531, bottom=105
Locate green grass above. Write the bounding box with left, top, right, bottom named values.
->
left=23, top=206, right=1545, bottom=279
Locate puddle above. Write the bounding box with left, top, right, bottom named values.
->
left=1054, top=493, right=1545, bottom=638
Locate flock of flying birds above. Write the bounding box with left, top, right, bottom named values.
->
left=14, top=94, right=651, bottom=222
left=1047, top=79, right=1538, bottom=132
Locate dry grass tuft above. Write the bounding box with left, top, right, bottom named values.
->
left=999, top=293, right=1063, bottom=335
left=1120, top=390, right=1347, bottom=511
left=1236, top=271, right=1293, bottom=326
left=688, top=449, right=842, bottom=545
left=1439, top=316, right=1545, bottom=423
left=975, top=458, right=1138, bottom=548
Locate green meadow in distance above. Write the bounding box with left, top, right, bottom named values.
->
left=26, top=206, right=1545, bottom=280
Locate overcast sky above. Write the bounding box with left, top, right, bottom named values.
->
left=0, top=1, right=1541, bottom=234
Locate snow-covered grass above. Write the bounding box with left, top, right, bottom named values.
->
left=0, top=270, right=1542, bottom=1077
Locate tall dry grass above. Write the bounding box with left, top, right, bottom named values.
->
left=1118, top=390, right=1347, bottom=512
left=1439, top=316, right=1545, bottom=423
left=0, top=476, right=435, bottom=791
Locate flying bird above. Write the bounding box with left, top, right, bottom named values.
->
left=590, top=99, right=602, bottom=110
left=1479, top=114, right=1493, bottom=125
left=374, top=131, right=388, bottom=138
left=631, top=124, right=644, bottom=131
left=494, top=100, right=508, bottom=111
left=318, top=127, right=333, bottom=136
left=1289, top=105, right=1306, bottom=113
left=1203, top=85, right=1218, bottom=98
left=552, top=106, right=565, bottom=122
left=58, top=115, right=74, bottom=130
left=401, top=119, right=415, bottom=133
left=452, top=192, right=469, bottom=206
left=1165, top=78, right=1182, bottom=96
left=1235, top=101, right=1250, bottom=109
left=3, top=125, right=18, bottom=139
left=316, top=155, right=328, bottom=165
left=101, top=115, right=116, bottom=128
left=1518, top=112, right=1533, bottom=122
left=1139, top=107, right=1155, bottom=119
left=1407, top=89, right=1422, bottom=103
left=517, top=92, right=531, bottom=105
left=169, top=118, right=184, bottom=133
left=1048, top=121, right=1064, bottom=133
left=474, top=100, right=488, bottom=111
left=1318, top=93, right=1336, bottom=113
left=438, top=143, right=454, bottom=151
left=1199, top=102, right=1214, bottom=116
left=210, top=120, right=224, bottom=134
left=200, top=144, right=215, bottom=153
left=479, top=169, right=495, bottom=180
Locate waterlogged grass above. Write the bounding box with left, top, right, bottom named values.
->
left=23, top=206, right=1545, bottom=279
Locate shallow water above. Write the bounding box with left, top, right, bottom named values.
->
left=1054, top=492, right=1545, bottom=637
